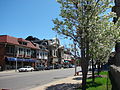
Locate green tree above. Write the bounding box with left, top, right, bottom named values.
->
left=89, top=12, right=120, bottom=78
left=52, top=0, right=120, bottom=89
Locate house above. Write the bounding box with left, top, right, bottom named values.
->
left=26, top=36, right=64, bottom=66
left=38, top=45, right=48, bottom=67
left=63, top=49, right=74, bottom=65
left=0, top=35, right=40, bottom=71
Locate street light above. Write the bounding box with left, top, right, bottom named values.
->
left=15, top=57, right=17, bottom=72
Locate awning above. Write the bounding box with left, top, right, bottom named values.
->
left=64, top=59, right=74, bottom=61
left=64, top=60, right=69, bottom=63
left=6, top=57, right=17, bottom=61
left=6, top=57, right=37, bottom=62
left=25, top=59, right=36, bottom=62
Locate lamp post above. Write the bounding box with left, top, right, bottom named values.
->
left=15, top=47, right=18, bottom=72
left=15, top=57, right=17, bottom=72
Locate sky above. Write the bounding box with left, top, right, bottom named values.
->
left=0, top=0, right=71, bottom=46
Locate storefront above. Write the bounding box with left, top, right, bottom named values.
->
left=5, top=57, right=37, bottom=70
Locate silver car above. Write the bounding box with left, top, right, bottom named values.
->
left=18, top=66, right=34, bottom=72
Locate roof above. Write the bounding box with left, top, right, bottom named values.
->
left=18, top=38, right=29, bottom=42
left=0, top=35, right=39, bottom=49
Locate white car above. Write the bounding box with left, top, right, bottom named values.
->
left=18, top=66, right=34, bottom=72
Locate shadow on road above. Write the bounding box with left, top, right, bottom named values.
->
left=46, top=83, right=81, bottom=90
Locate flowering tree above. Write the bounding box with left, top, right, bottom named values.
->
left=52, top=0, right=120, bottom=89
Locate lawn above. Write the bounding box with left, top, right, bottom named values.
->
left=78, top=71, right=112, bottom=90
left=86, top=71, right=112, bottom=90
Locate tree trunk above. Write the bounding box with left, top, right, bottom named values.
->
left=80, top=37, right=87, bottom=90
left=97, top=60, right=101, bottom=76
left=81, top=61, right=88, bottom=90
left=80, top=36, right=89, bottom=90
left=92, top=58, right=95, bottom=82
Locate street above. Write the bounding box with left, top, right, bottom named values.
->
left=0, top=68, right=80, bottom=90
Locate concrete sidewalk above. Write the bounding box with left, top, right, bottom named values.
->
left=30, top=75, right=82, bottom=90
left=0, top=70, right=16, bottom=73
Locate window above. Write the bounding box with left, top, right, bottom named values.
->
left=18, top=41, right=27, bottom=46
left=40, top=52, right=43, bottom=56
left=27, top=49, right=31, bottom=55
left=44, top=52, right=48, bottom=56
left=18, top=48, right=24, bottom=55
left=23, top=42, right=27, bottom=45
left=6, top=46, right=14, bottom=54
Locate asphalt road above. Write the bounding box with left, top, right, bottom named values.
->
left=0, top=68, right=79, bottom=90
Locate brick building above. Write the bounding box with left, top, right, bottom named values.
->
left=0, top=35, right=41, bottom=71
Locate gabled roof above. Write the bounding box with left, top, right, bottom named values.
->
left=0, top=35, right=40, bottom=49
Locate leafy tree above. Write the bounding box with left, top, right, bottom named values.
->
left=52, top=0, right=120, bottom=89
left=89, top=11, right=120, bottom=78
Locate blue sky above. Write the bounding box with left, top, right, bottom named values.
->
left=0, top=0, right=71, bottom=46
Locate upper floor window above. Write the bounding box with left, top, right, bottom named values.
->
left=6, top=46, right=14, bottom=54
left=23, top=42, right=27, bottom=45
left=18, top=41, right=27, bottom=46
left=44, top=52, right=48, bottom=56
left=27, top=49, right=31, bottom=55
left=19, top=48, right=23, bottom=55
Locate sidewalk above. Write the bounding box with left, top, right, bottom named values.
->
left=0, top=70, right=16, bottom=74
left=30, top=75, right=82, bottom=90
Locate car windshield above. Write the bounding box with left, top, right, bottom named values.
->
left=24, top=66, right=30, bottom=68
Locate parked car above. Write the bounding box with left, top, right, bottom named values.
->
left=45, top=66, right=53, bottom=70
left=34, top=65, right=45, bottom=71
left=69, top=64, right=75, bottom=68
left=18, top=66, right=34, bottom=72
left=63, top=65, right=69, bottom=68
left=54, top=64, right=62, bottom=69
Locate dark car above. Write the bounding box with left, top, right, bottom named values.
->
left=45, top=66, right=53, bottom=70
left=34, top=65, right=45, bottom=71
left=69, top=64, right=75, bottom=68
left=63, top=65, right=69, bottom=68
left=54, top=64, right=62, bottom=69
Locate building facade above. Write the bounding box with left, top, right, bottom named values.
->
left=26, top=36, right=64, bottom=66
left=0, top=35, right=42, bottom=71
left=0, top=35, right=74, bottom=71
left=63, top=49, right=74, bottom=65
